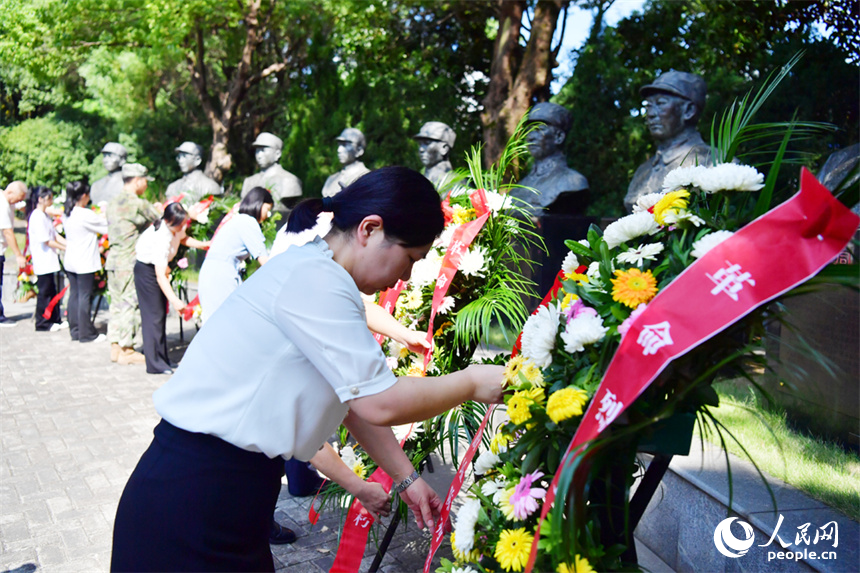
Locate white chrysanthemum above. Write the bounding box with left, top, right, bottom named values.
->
left=691, top=230, right=735, bottom=258
left=437, top=296, right=455, bottom=315
left=602, top=211, right=660, bottom=249
left=410, top=256, right=442, bottom=288
left=661, top=210, right=706, bottom=227
left=481, top=476, right=509, bottom=504
left=452, top=567, right=478, bottom=573
left=586, top=261, right=602, bottom=282
left=662, top=165, right=708, bottom=192
left=437, top=226, right=457, bottom=249
left=695, top=163, right=765, bottom=193
left=616, top=243, right=664, bottom=267
left=484, top=189, right=510, bottom=213
left=633, top=192, right=666, bottom=213
left=473, top=449, right=501, bottom=475
left=560, top=313, right=609, bottom=353
left=520, top=303, right=561, bottom=368
left=561, top=251, right=579, bottom=276
left=392, top=424, right=413, bottom=442
left=339, top=446, right=358, bottom=469
left=458, top=245, right=488, bottom=277
left=385, top=356, right=399, bottom=370
left=453, top=497, right=481, bottom=554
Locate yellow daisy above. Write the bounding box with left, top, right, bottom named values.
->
left=407, top=362, right=425, bottom=377
left=503, top=355, right=526, bottom=387
left=351, top=461, right=367, bottom=479
left=559, top=291, right=579, bottom=310
left=498, top=486, right=517, bottom=520
left=494, top=527, right=533, bottom=572
left=490, top=432, right=511, bottom=454
left=435, top=321, right=453, bottom=337
left=557, top=555, right=595, bottom=573
left=452, top=205, right=477, bottom=225
left=403, top=289, right=424, bottom=310
left=520, top=361, right=545, bottom=388
left=611, top=268, right=658, bottom=308
left=565, top=272, right=589, bottom=284
left=652, top=189, right=690, bottom=225
left=507, top=387, right=545, bottom=426
left=451, top=531, right=482, bottom=563
left=546, top=387, right=589, bottom=424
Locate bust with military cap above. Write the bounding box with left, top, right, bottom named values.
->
left=166, top=142, right=222, bottom=203
left=321, top=128, right=371, bottom=198
left=509, top=102, right=589, bottom=218
left=624, top=70, right=713, bottom=212
left=241, top=132, right=302, bottom=215
left=414, top=121, right=455, bottom=193
left=91, top=142, right=128, bottom=207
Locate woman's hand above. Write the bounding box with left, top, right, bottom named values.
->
left=466, top=364, right=505, bottom=404
left=355, top=481, right=391, bottom=518
left=172, top=298, right=187, bottom=312
left=395, top=329, right=431, bottom=355
left=398, top=477, right=442, bottom=530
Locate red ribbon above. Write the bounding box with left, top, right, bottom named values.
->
left=181, top=294, right=199, bottom=321
left=42, top=285, right=68, bottom=319
left=523, top=168, right=859, bottom=570
left=372, top=280, right=408, bottom=345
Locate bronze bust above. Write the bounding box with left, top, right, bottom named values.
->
left=625, top=71, right=712, bottom=212
left=413, top=121, right=455, bottom=193
left=166, top=142, right=222, bottom=203
left=321, top=128, right=370, bottom=197
left=241, top=132, right=302, bottom=214
left=91, top=142, right=127, bottom=206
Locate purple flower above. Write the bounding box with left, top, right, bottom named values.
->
left=509, top=470, right=546, bottom=520
left=564, top=299, right=597, bottom=324
left=618, top=303, right=648, bottom=339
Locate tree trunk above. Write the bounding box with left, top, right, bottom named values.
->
left=481, top=0, right=566, bottom=166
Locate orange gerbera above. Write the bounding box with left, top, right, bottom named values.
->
left=611, top=268, right=658, bottom=308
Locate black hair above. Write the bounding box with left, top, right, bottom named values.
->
left=64, top=180, right=90, bottom=217
left=26, top=186, right=53, bottom=218
left=287, top=166, right=444, bottom=247
left=154, top=202, right=188, bottom=231
left=239, top=187, right=275, bottom=222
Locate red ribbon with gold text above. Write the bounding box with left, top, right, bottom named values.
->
left=523, top=168, right=859, bottom=570
left=422, top=189, right=490, bottom=369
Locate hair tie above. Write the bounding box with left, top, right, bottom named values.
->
left=321, top=196, right=335, bottom=213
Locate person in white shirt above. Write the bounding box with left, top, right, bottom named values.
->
left=133, top=203, right=209, bottom=374
left=0, top=181, right=30, bottom=327
left=63, top=181, right=109, bottom=343
left=111, top=167, right=504, bottom=572
left=27, top=187, right=67, bottom=331
left=197, top=186, right=273, bottom=323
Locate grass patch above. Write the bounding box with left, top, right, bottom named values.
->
left=699, top=380, right=860, bottom=521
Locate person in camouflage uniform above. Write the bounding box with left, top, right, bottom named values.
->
left=106, top=164, right=161, bottom=364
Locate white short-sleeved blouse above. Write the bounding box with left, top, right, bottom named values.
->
left=27, top=209, right=61, bottom=275
left=153, top=237, right=397, bottom=460
left=135, top=223, right=179, bottom=268
left=63, top=206, right=108, bottom=274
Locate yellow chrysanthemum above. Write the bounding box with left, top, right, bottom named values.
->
left=507, top=393, right=533, bottom=426
left=451, top=531, right=482, bottom=563
left=490, top=432, right=511, bottom=454
left=351, top=461, right=367, bottom=479
left=565, top=272, right=589, bottom=284
left=557, top=555, right=596, bottom=573
left=521, top=362, right=545, bottom=388
left=559, top=291, right=579, bottom=310
left=503, top=355, right=526, bottom=387
left=403, top=289, right=423, bottom=310
left=546, top=387, right=589, bottom=424
left=397, top=345, right=410, bottom=359
left=451, top=205, right=477, bottom=225
left=494, top=527, right=533, bottom=572
left=435, top=321, right=453, bottom=337
left=407, top=363, right=425, bottom=377
left=652, top=189, right=690, bottom=225
left=611, top=268, right=658, bottom=309
left=498, top=486, right=517, bottom=520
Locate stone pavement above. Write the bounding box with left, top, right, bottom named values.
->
left=0, top=268, right=469, bottom=573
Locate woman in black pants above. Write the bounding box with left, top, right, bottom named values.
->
left=133, top=203, right=208, bottom=374
left=63, top=181, right=108, bottom=342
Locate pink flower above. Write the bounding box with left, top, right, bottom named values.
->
left=618, top=303, right=648, bottom=339
left=509, top=470, right=546, bottom=520
left=177, top=257, right=189, bottom=269
left=564, top=299, right=597, bottom=324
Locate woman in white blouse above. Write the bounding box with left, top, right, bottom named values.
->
left=111, top=167, right=504, bottom=572
left=63, top=181, right=108, bottom=343
left=27, top=186, right=66, bottom=331
left=134, top=202, right=208, bottom=374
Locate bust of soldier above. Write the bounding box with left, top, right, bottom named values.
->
left=321, top=128, right=370, bottom=198
left=241, top=132, right=302, bottom=215
left=510, top=102, right=589, bottom=218
left=90, top=142, right=128, bottom=207
left=413, top=121, right=455, bottom=193
left=624, top=70, right=712, bottom=212
left=165, top=142, right=222, bottom=203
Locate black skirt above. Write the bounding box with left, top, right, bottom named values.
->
left=111, top=420, right=284, bottom=572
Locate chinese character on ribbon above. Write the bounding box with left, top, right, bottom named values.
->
left=353, top=514, right=371, bottom=528
left=707, top=261, right=756, bottom=301
left=595, top=390, right=624, bottom=431
left=448, top=240, right=466, bottom=257
left=637, top=321, right=673, bottom=356
left=436, top=274, right=448, bottom=290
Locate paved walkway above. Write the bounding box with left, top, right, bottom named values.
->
left=0, top=274, right=463, bottom=573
